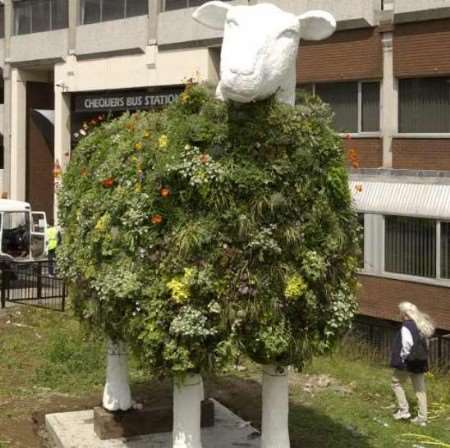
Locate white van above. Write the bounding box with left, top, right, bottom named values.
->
left=0, top=200, right=48, bottom=260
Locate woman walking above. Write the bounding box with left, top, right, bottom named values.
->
left=390, top=302, right=435, bottom=427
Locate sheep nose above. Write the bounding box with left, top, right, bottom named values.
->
left=230, top=66, right=254, bottom=76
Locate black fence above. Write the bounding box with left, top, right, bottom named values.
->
left=353, top=315, right=450, bottom=371
left=0, top=260, right=66, bottom=311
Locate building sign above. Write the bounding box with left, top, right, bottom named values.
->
left=73, top=88, right=184, bottom=113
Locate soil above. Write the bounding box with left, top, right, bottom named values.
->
left=0, top=373, right=264, bottom=447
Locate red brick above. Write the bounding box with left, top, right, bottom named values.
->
left=394, top=19, right=450, bottom=78
left=392, top=139, right=450, bottom=170
left=297, top=28, right=383, bottom=83
left=343, top=138, right=383, bottom=169
left=358, top=274, right=450, bottom=331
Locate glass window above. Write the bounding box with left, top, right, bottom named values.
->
left=385, top=216, right=436, bottom=278
left=32, top=0, right=51, bottom=33
left=14, top=3, right=32, bottom=35
left=162, top=0, right=229, bottom=11
left=102, top=0, right=125, bottom=21
left=442, top=222, right=450, bottom=279
left=362, top=82, right=380, bottom=132
left=81, top=0, right=101, bottom=24
left=80, top=0, right=147, bottom=24
left=2, top=212, right=30, bottom=258
left=13, top=0, right=68, bottom=35
left=358, top=213, right=365, bottom=268
left=126, top=0, right=148, bottom=17
left=399, top=77, right=450, bottom=133
left=0, top=6, right=5, bottom=38
left=52, top=0, right=69, bottom=29
left=316, top=82, right=358, bottom=133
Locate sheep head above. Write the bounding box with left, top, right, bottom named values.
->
left=193, top=1, right=336, bottom=105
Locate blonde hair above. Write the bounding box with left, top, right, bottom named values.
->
left=399, top=302, right=435, bottom=338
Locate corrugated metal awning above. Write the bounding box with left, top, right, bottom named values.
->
left=349, top=180, right=450, bottom=220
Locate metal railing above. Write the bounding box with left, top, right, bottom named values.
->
left=0, top=259, right=66, bottom=311
left=353, top=315, right=450, bottom=370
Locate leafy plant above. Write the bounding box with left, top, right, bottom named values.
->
left=58, top=84, right=360, bottom=377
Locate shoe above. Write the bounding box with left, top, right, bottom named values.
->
left=411, top=416, right=427, bottom=427
left=393, top=410, right=411, bottom=420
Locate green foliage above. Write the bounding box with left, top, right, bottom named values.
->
left=58, top=84, right=360, bottom=377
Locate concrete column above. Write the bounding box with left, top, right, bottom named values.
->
left=68, top=0, right=78, bottom=54
left=3, top=1, right=13, bottom=196
left=381, top=32, right=396, bottom=169
left=9, top=68, right=27, bottom=201
left=3, top=68, right=12, bottom=197
left=148, top=0, right=160, bottom=45
left=53, top=83, right=71, bottom=224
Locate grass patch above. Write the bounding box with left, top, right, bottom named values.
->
left=0, top=307, right=449, bottom=448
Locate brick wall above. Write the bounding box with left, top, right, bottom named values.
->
left=343, top=138, right=383, bottom=168
left=392, top=139, right=450, bottom=170
left=297, top=28, right=383, bottom=83
left=358, top=275, right=450, bottom=331
left=26, top=82, right=54, bottom=223
left=394, top=19, right=450, bottom=78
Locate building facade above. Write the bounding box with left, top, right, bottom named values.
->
left=0, top=0, right=449, bottom=331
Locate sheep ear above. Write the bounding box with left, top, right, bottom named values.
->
left=298, top=10, right=336, bottom=41
left=192, top=1, right=231, bottom=31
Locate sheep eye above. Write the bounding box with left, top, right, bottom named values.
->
left=279, top=29, right=298, bottom=39
left=226, top=18, right=239, bottom=28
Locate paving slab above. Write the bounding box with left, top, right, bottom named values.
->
left=46, top=399, right=260, bottom=448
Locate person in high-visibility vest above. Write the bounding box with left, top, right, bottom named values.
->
left=46, top=225, right=61, bottom=276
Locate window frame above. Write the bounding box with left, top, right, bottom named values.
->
left=357, top=212, right=450, bottom=287
left=397, top=76, right=450, bottom=137
left=80, top=0, right=148, bottom=25
left=13, top=0, right=68, bottom=35
left=300, top=80, right=381, bottom=137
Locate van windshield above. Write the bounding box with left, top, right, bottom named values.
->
left=2, top=212, right=30, bottom=258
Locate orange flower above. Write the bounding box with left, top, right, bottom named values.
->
left=52, top=161, right=62, bottom=178
left=160, top=187, right=171, bottom=198
left=355, top=184, right=363, bottom=193
left=101, top=177, right=115, bottom=188
left=199, top=153, right=209, bottom=164
left=150, top=214, right=163, bottom=225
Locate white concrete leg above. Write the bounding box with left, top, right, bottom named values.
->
left=261, top=365, right=290, bottom=448
left=173, top=374, right=203, bottom=448
left=102, top=339, right=132, bottom=412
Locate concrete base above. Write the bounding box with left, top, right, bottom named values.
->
left=46, top=399, right=260, bottom=448
left=94, top=399, right=215, bottom=439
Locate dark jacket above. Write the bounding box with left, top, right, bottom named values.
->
left=390, top=320, right=429, bottom=373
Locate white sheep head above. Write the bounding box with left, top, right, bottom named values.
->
left=193, top=1, right=336, bottom=105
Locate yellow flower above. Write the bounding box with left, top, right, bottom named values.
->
left=135, top=142, right=143, bottom=151
left=134, top=183, right=142, bottom=193
left=180, top=92, right=190, bottom=104
left=144, top=131, right=150, bottom=138
left=95, top=214, right=111, bottom=233
left=158, top=135, right=168, bottom=150
left=284, top=274, right=307, bottom=300
left=167, top=278, right=190, bottom=304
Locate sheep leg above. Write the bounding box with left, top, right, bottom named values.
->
left=102, top=339, right=133, bottom=412
left=173, top=374, right=203, bottom=448
left=261, top=364, right=290, bottom=448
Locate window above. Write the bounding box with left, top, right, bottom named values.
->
left=399, top=77, right=450, bottom=133
left=442, top=222, right=450, bottom=279
left=14, top=0, right=68, bottom=35
left=358, top=213, right=365, bottom=268
left=0, top=6, right=5, bottom=38
left=299, top=81, right=380, bottom=133
left=80, top=0, right=147, bottom=24
left=385, top=216, right=437, bottom=278
left=162, top=0, right=230, bottom=11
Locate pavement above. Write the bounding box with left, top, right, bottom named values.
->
left=46, top=399, right=260, bottom=448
